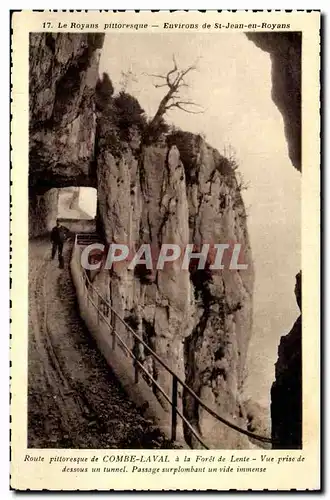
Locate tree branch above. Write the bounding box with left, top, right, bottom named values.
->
left=144, top=73, right=168, bottom=80
left=144, top=55, right=202, bottom=141
left=167, top=102, right=204, bottom=114
left=166, top=58, right=178, bottom=88
left=175, top=100, right=202, bottom=107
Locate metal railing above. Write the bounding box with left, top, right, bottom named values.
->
left=73, top=234, right=274, bottom=449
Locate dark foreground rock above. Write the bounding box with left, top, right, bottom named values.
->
left=271, top=272, right=302, bottom=449
left=247, top=32, right=301, bottom=171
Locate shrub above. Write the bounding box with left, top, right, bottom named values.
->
left=113, top=91, right=147, bottom=138
left=96, top=82, right=147, bottom=152
left=144, top=116, right=170, bottom=144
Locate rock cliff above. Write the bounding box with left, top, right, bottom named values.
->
left=95, top=140, right=192, bottom=406
left=29, top=188, right=59, bottom=238
left=247, top=32, right=301, bottom=171
left=29, top=33, right=104, bottom=236
left=271, top=272, right=302, bottom=448
left=169, top=132, right=253, bottom=448
left=29, top=32, right=104, bottom=190
left=94, top=123, right=254, bottom=448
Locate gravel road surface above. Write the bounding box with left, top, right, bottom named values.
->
left=28, top=238, right=172, bottom=449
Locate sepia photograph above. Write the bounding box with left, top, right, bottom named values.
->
left=10, top=10, right=320, bottom=491
left=28, top=29, right=302, bottom=451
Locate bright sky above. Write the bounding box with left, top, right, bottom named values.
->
left=58, top=187, right=97, bottom=219
left=99, top=32, right=301, bottom=408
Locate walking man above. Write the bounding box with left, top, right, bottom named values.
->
left=50, top=219, right=69, bottom=268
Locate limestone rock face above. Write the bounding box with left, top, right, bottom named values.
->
left=28, top=188, right=59, bottom=238
left=95, top=141, right=192, bottom=404
left=247, top=33, right=301, bottom=171
left=271, top=272, right=302, bottom=449
left=171, top=133, right=254, bottom=448
left=96, top=130, right=254, bottom=449
left=29, top=33, right=104, bottom=191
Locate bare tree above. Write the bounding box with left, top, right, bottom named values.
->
left=145, top=55, right=203, bottom=136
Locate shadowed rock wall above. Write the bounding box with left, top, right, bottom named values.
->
left=247, top=32, right=301, bottom=171
left=29, top=33, right=104, bottom=237
left=271, top=272, right=302, bottom=449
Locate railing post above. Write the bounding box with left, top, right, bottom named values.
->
left=134, top=359, right=139, bottom=384
left=171, top=375, right=178, bottom=442
left=134, top=339, right=140, bottom=384
left=97, top=295, right=100, bottom=324
left=84, top=277, right=87, bottom=302
left=111, top=309, right=116, bottom=350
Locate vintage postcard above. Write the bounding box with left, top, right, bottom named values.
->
left=11, top=10, right=320, bottom=491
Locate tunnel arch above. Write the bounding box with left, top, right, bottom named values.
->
left=29, top=186, right=97, bottom=238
